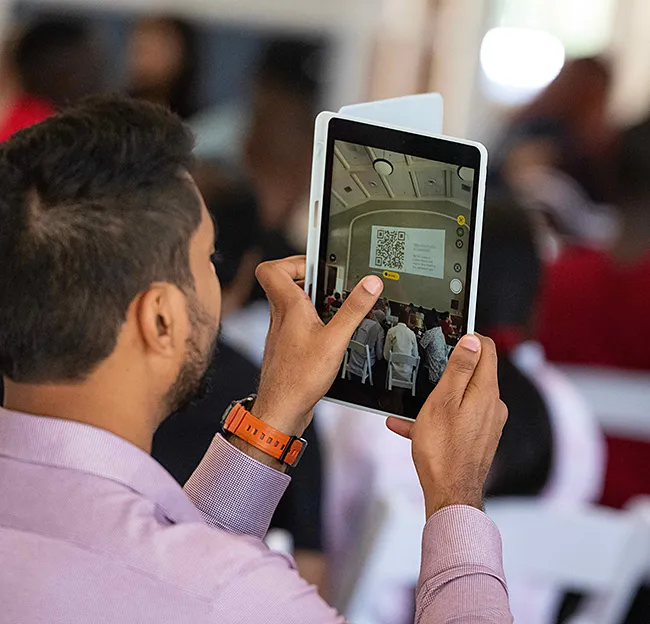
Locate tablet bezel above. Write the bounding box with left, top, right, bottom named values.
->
left=307, top=113, right=487, bottom=420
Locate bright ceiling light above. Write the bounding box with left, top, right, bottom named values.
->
left=480, top=27, right=565, bottom=92
left=373, top=158, right=394, bottom=176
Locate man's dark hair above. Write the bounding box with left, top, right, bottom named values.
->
left=424, top=310, right=440, bottom=328
left=0, top=95, right=200, bottom=383
left=399, top=308, right=411, bottom=325
left=14, top=17, right=103, bottom=107
left=334, top=292, right=341, bottom=300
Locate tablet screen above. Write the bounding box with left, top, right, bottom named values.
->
left=316, top=118, right=483, bottom=419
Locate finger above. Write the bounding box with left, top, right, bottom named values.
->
left=435, top=333, right=482, bottom=406
left=327, top=275, right=383, bottom=340
left=462, top=335, right=499, bottom=406
left=255, top=256, right=308, bottom=311
left=386, top=416, right=414, bottom=439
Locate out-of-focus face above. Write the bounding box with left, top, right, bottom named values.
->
left=127, top=20, right=185, bottom=91
left=244, top=83, right=314, bottom=229
left=162, top=186, right=222, bottom=414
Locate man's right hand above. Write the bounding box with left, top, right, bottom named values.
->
left=386, top=334, right=507, bottom=519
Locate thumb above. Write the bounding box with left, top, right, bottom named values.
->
left=386, top=416, right=414, bottom=439
left=435, top=334, right=482, bottom=408
left=327, top=275, right=384, bottom=338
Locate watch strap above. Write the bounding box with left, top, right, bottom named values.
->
left=223, top=403, right=307, bottom=468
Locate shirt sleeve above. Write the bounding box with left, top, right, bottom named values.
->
left=184, top=434, right=290, bottom=540
left=416, top=506, right=513, bottom=623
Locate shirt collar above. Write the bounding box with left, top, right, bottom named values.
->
left=0, top=408, right=203, bottom=525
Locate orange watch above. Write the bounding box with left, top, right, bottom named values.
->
left=220, top=394, right=308, bottom=468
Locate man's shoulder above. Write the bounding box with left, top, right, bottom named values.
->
left=128, top=520, right=296, bottom=599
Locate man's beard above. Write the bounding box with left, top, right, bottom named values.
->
left=162, top=293, right=219, bottom=416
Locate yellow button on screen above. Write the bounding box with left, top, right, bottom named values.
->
left=457, top=215, right=466, bottom=226
left=382, top=270, right=400, bottom=281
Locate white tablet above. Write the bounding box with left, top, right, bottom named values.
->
left=305, top=112, right=487, bottom=420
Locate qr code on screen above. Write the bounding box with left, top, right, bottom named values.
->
left=375, top=229, right=406, bottom=270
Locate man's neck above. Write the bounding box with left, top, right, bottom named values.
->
left=2, top=378, right=158, bottom=453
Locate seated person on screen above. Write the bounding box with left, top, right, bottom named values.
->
left=330, top=292, right=342, bottom=313
left=440, top=311, right=453, bottom=340
left=371, top=300, right=387, bottom=326
left=349, top=310, right=385, bottom=379
left=420, top=310, right=448, bottom=386
left=384, top=308, right=418, bottom=382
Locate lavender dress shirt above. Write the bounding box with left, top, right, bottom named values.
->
left=0, top=408, right=512, bottom=623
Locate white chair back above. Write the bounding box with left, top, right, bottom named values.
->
left=338, top=494, right=424, bottom=624
left=389, top=352, right=418, bottom=367
left=487, top=499, right=650, bottom=624
left=341, top=339, right=374, bottom=385
left=349, top=339, right=368, bottom=355
left=387, top=352, right=420, bottom=395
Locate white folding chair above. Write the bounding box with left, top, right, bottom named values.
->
left=387, top=352, right=419, bottom=396
left=341, top=340, right=374, bottom=385
left=335, top=494, right=424, bottom=624
left=486, top=499, right=650, bottom=624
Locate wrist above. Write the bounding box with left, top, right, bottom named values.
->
left=251, top=395, right=309, bottom=438
left=420, top=479, right=484, bottom=519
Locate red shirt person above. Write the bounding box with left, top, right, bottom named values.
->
left=537, top=116, right=650, bottom=508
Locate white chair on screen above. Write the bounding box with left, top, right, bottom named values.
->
left=341, top=340, right=374, bottom=386
left=486, top=499, right=649, bottom=624
left=387, top=352, right=419, bottom=396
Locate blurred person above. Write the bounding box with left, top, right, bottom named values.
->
left=493, top=57, right=617, bottom=204
left=0, top=18, right=102, bottom=141
left=419, top=310, right=447, bottom=386
left=348, top=310, right=385, bottom=381
left=226, top=39, right=324, bottom=252
left=537, top=113, right=650, bottom=520
left=0, top=96, right=511, bottom=624
left=538, top=117, right=650, bottom=364
left=384, top=308, right=418, bottom=382
left=477, top=200, right=604, bottom=624
left=127, top=16, right=200, bottom=119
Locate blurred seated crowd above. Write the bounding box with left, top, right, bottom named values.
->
left=2, top=11, right=650, bottom=624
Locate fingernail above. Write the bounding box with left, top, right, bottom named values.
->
left=461, top=334, right=481, bottom=352
left=362, top=275, right=383, bottom=295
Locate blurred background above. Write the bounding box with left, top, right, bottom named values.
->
left=4, top=0, right=650, bottom=623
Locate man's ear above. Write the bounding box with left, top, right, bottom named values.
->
left=136, top=284, right=188, bottom=357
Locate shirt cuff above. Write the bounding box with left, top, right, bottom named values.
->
left=184, top=434, right=291, bottom=540
left=419, top=505, right=506, bottom=589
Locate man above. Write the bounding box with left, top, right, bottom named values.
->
left=348, top=310, right=385, bottom=380
left=0, top=96, right=511, bottom=623
left=440, top=310, right=454, bottom=340
left=384, top=308, right=419, bottom=382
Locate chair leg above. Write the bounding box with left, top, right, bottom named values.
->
left=368, top=365, right=374, bottom=386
